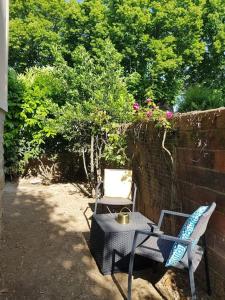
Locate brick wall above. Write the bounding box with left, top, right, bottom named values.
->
left=127, top=108, right=225, bottom=299
left=0, top=109, right=5, bottom=237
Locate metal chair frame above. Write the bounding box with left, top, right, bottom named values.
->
left=128, top=209, right=213, bottom=300
left=94, top=179, right=137, bottom=214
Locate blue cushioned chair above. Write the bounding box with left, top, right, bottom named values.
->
left=127, top=202, right=216, bottom=300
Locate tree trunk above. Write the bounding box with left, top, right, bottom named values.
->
left=82, top=147, right=89, bottom=181
left=90, top=135, right=95, bottom=196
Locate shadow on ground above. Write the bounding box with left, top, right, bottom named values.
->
left=0, top=182, right=123, bottom=300
left=0, top=181, right=210, bottom=300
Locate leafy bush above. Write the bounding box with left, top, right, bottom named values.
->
left=4, top=69, right=24, bottom=176
left=177, top=85, right=225, bottom=112
left=48, top=42, right=134, bottom=185
left=5, top=67, right=65, bottom=176
left=5, top=42, right=134, bottom=183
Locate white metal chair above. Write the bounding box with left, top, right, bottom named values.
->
left=94, top=169, right=137, bottom=214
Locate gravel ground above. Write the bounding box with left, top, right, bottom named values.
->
left=0, top=180, right=208, bottom=300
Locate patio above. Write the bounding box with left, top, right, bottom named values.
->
left=0, top=1, right=224, bottom=299
left=0, top=180, right=210, bottom=299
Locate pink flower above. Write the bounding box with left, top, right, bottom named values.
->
left=146, top=110, right=153, bottom=118
left=166, top=111, right=173, bottom=120
left=133, top=102, right=140, bottom=111
left=146, top=98, right=153, bottom=104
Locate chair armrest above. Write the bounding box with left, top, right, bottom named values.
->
left=134, top=229, right=192, bottom=246
left=131, top=229, right=193, bottom=259
left=158, top=210, right=191, bottom=230
left=157, top=233, right=192, bottom=245
left=95, top=181, right=103, bottom=199
left=149, top=224, right=164, bottom=235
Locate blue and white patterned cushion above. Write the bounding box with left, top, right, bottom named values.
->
left=165, top=206, right=209, bottom=267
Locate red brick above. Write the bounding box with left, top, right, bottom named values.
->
left=206, top=229, right=215, bottom=250
left=176, top=147, right=215, bottom=169
left=213, top=272, right=225, bottom=299
left=177, top=165, right=225, bottom=193
left=207, top=269, right=225, bottom=299
left=216, top=109, right=225, bottom=129
left=177, top=129, right=225, bottom=150
left=128, top=109, right=225, bottom=299
left=173, top=108, right=225, bottom=130
left=179, top=197, right=197, bottom=214
left=173, top=109, right=220, bottom=131
left=176, top=131, right=196, bottom=147
left=214, top=150, right=225, bottom=173
left=177, top=181, right=225, bottom=214
left=208, top=250, right=225, bottom=279
left=210, top=211, right=225, bottom=236
left=176, top=148, right=193, bottom=165
left=214, top=233, right=225, bottom=259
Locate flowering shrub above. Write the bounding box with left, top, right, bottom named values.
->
left=132, top=98, right=173, bottom=129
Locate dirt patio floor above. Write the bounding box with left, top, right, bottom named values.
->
left=0, top=180, right=208, bottom=300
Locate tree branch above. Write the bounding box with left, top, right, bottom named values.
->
left=162, top=129, right=174, bottom=165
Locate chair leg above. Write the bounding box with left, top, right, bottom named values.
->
left=132, top=201, right=135, bottom=212
left=203, top=235, right=211, bottom=295
left=94, top=200, right=98, bottom=214
left=112, top=249, right=115, bottom=275
left=188, top=266, right=197, bottom=300
left=128, top=231, right=139, bottom=300
left=128, top=252, right=135, bottom=300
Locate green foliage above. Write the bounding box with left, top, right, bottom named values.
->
left=189, top=0, right=225, bottom=92
left=48, top=42, right=134, bottom=173
left=5, top=67, right=67, bottom=175
left=177, top=85, right=225, bottom=112
left=61, top=0, right=109, bottom=63
left=4, top=69, right=24, bottom=175
left=10, top=0, right=222, bottom=105
left=103, top=125, right=129, bottom=167
left=132, top=98, right=174, bottom=128
left=19, top=67, right=66, bottom=151
left=5, top=42, right=133, bottom=176
left=106, top=0, right=206, bottom=103
left=9, top=0, right=66, bottom=72
left=6, top=0, right=225, bottom=179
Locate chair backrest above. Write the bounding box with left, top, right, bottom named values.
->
left=103, top=169, right=132, bottom=199
left=190, top=202, right=216, bottom=243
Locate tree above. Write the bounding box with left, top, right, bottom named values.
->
left=106, top=0, right=206, bottom=104
left=49, top=41, right=134, bottom=184
left=188, top=0, right=225, bottom=93
left=9, top=0, right=66, bottom=72
left=177, top=85, right=224, bottom=112
left=5, top=41, right=134, bottom=178
left=9, top=0, right=224, bottom=105
left=61, top=0, right=109, bottom=65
